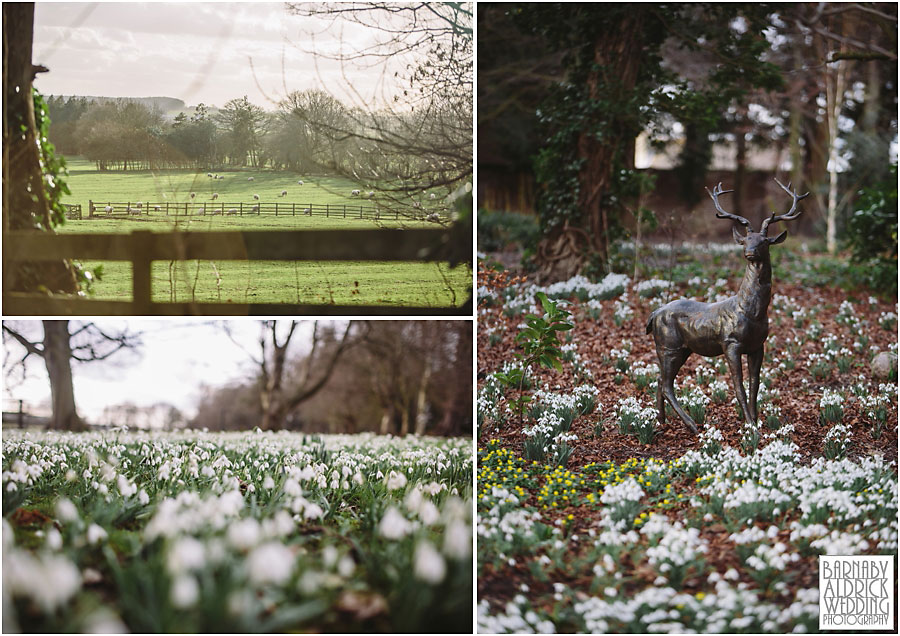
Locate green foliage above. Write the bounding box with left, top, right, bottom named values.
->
left=513, top=3, right=783, bottom=262
left=843, top=165, right=898, bottom=296
left=477, top=209, right=540, bottom=252
left=33, top=90, right=71, bottom=229
left=515, top=292, right=574, bottom=373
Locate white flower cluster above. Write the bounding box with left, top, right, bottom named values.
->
left=645, top=523, right=708, bottom=570
left=745, top=541, right=799, bottom=572
left=600, top=477, right=644, bottom=506
left=634, top=278, right=672, bottom=298
left=819, top=389, right=844, bottom=409
left=477, top=597, right=556, bottom=634
left=613, top=298, right=634, bottom=324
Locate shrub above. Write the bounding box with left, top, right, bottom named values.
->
left=843, top=165, right=898, bottom=296
left=477, top=209, right=540, bottom=253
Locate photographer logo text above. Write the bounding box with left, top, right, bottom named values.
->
left=820, top=555, right=893, bottom=630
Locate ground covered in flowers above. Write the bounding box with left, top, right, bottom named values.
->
left=2, top=430, right=471, bottom=633
left=476, top=245, right=898, bottom=633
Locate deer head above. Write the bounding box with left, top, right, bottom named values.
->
left=706, top=179, right=807, bottom=263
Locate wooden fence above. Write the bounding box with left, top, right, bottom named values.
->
left=2, top=228, right=470, bottom=316
left=62, top=203, right=82, bottom=220
left=87, top=200, right=445, bottom=221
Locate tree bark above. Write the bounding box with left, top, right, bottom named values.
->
left=413, top=360, right=432, bottom=436
left=2, top=3, right=78, bottom=293
left=41, top=321, right=83, bottom=431
left=535, top=10, right=644, bottom=282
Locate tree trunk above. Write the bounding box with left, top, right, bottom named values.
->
left=825, top=57, right=848, bottom=254
left=2, top=3, right=78, bottom=293
left=535, top=11, right=644, bottom=282
left=413, top=361, right=432, bottom=436
left=41, top=321, right=83, bottom=431
left=734, top=127, right=747, bottom=218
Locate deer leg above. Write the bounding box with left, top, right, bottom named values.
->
left=747, top=346, right=763, bottom=423
left=724, top=345, right=752, bottom=425
left=659, top=347, right=696, bottom=434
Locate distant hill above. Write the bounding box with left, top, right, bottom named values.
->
left=51, top=95, right=186, bottom=113
left=49, top=95, right=224, bottom=120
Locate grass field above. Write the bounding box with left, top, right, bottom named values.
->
left=61, top=158, right=447, bottom=212
left=56, top=158, right=470, bottom=307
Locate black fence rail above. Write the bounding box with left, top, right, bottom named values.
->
left=86, top=200, right=447, bottom=222
left=3, top=228, right=469, bottom=316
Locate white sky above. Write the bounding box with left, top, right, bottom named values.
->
left=2, top=320, right=330, bottom=421
left=32, top=2, right=412, bottom=110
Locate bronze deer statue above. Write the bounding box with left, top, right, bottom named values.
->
left=645, top=179, right=807, bottom=434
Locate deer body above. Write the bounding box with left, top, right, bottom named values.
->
left=646, top=180, right=805, bottom=435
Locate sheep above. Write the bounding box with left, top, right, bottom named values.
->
left=429, top=193, right=436, bottom=200
left=127, top=207, right=141, bottom=215
left=351, top=189, right=360, bottom=196
left=212, top=208, right=222, bottom=216
left=207, top=172, right=213, bottom=178
left=366, top=191, right=375, bottom=198
left=251, top=204, right=259, bottom=213
left=196, top=207, right=205, bottom=215
left=226, top=208, right=238, bottom=215
left=218, top=175, right=224, bottom=180
left=153, top=205, right=161, bottom=212
left=211, top=193, right=219, bottom=200
left=104, top=205, right=114, bottom=215
left=297, top=180, right=304, bottom=185
left=253, top=194, right=260, bottom=200
left=303, top=207, right=312, bottom=216
left=190, top=192, right=196, bottom=199
left=426, top=212, right=440, bottom=223
left=248, top=176, right=254, bottom=181
left=280, top=190, right=287, bottom=197
left=412, top=201, right=421, bottom=209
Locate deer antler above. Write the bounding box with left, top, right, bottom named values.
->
left=761, top=178, right=808, bottom=235
left=706, top=182, right=753, bottom=232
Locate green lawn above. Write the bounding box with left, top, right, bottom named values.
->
left=56, top=158, right=470, bottom=307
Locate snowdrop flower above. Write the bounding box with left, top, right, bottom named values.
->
left=138, top=489, right=150, bottom=505
left=263, top=476, right=275, bottom=490
left=46, top=528, right=63, bottom=551
left=413, top=540, right=446, bottom=584
left=227, top=518, right=261, bottom=551
left=418, top=500, right=440, bottom=526
left=170, top=574, right=199, bottom=608
left=56, top=497, right=79, bottom=523
left=443, top=519, right=471, bottom=559
left=82, top=609, right=128, bottom=633
left=386, top=470, right=408, bottom=491
left=4, top=550, right=81, bottom=612
left=167, top=536, right=206, bottom=574
left=284, top=478, right=302, bottom=497
left=337, top=555, right=355, bottom=577
left=117, top=474, right=137, bottom=498
left=86, top=524, right=108, bottom=544
left=379, top=506, right=411, bottom=540
left=247, top=542, right=294, bottom=585
left=303, top=501, right=324, bottom=520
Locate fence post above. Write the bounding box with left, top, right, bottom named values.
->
left=131, top=230, right=153, bottom=315
left=89, top=200, right=94, bottom=218
left=292, top=203, right=295, bottom=216
left=240, top=202, right=243, bottom=216
left=343, top=204, right=346, bottom=218
left=275, top=203, right=278, bottom=216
